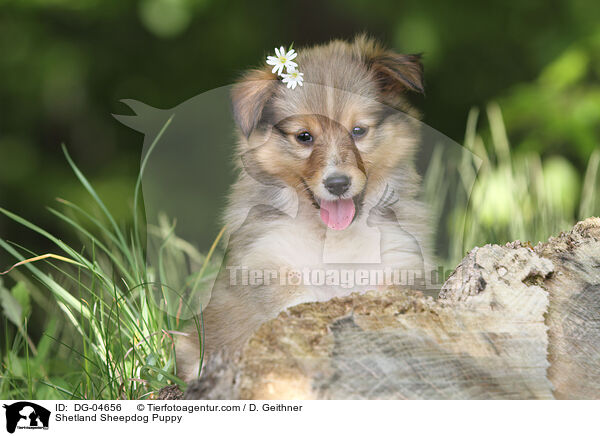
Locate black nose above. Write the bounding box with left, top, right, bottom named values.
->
left=324, top=174, right=351, bottom=196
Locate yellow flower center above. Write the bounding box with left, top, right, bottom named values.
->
left=279, top=57, right=286, bottom=63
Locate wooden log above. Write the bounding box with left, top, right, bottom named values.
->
left=536, top=218, right=600, bottom=399
left=179, top=218, right=600, bottom=400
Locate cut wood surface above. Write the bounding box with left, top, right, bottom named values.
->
left=537, top=218, right=600, bottom=399
left=177, top=218, right=600, bottom=400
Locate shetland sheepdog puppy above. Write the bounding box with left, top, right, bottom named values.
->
left=177, top=35, right=433, bottom=382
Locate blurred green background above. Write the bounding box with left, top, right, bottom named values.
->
left=1, top=0, right=600, bottom=264
left=1, top=0, right=600, bottom=399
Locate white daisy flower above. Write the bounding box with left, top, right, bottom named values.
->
left=281, top=69, right=304, bottom=89
left=266, top=46, right=298, bottom=76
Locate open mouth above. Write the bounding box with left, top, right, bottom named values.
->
left=319, top=198, right=356, bottom=230
left=302, top=179, right=364, bottom=231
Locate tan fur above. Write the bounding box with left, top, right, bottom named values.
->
left=177, top=35, right=434, bottom=381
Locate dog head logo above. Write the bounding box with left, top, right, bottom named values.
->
left=2, top=402, right=50, bottom=434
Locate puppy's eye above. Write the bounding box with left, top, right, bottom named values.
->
left=296, top=131, right=313, bottom=144
left=352, top=126, right=368, bottom=138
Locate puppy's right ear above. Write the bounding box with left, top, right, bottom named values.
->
left=231, top=69, right=278, bottom=137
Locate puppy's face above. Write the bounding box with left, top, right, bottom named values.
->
left=233, top=36, right=424, bottom=230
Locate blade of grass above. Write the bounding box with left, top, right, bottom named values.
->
left=0, top=253, right=85, bottom=275
left=133, top=115, right=174, bottom=255
left=47, top=207, right=135, bottom=284
left=189, top=225, right=226, bottom=293
left=579, top=148, right=600, bottom=219
left=61, top=144, right=133, bottom=265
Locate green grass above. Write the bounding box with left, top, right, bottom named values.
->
left=424, top=103, right=600, bottom=268
left=0, top=118, right=221, bottom=399
left=0, top=104, right=598, bottom=399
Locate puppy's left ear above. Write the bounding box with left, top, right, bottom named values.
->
left=231, top=69, right=278, bottom=137
left=370, top=52, right=425, bottom=96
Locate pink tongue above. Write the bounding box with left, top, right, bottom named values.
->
left=320, top=199, right=355, bottom=230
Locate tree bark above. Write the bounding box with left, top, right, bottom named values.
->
left=177, top=218, right=600, bottom=400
